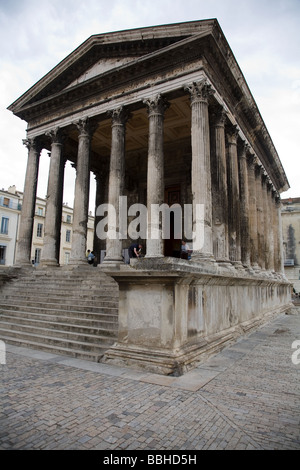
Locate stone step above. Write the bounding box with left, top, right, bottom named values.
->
left=0, top=306, right=118, bottom=323
left=0, top=321, right=116, bottom=346
left=0, top=312, right=118, bottom=330
left=0, top=317, right=117, bottom=339
left=4, top=284, right=117, bottom=294
left=0, top=300, right=118, bottom=315
left=0, top=334, right=107, bottom=361
left=0, top=267, right=119, bottom=361
left=0, top=293, right=118, bottom=307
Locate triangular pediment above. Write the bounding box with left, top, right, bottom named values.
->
left=65, top=56, right=141, bottom=89
left=8, top=19, right=216, bottom=113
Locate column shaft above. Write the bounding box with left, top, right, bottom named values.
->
left=275, top=196, right=285, bottom=275
left=239, top=142, right=251, bottom=268
left=144, top=95, right=169, bottom=258
left=16, top=138, right=42, bottom=265
left=70, top=118, right=91, bottom=264
left=211, top=108, right=230, bottom=264
left=104, top=107, right=129, bottom=263
left=266, top=182, right=275, bottom=273
left=185, top=80, right=215, bottom=260
left=255, top=165, right=265, bottom=270
left=226, top=127, right=242, bottom=267
left=41, top=129, right=65, bottom=266
left=247, top=154, right=259, bottom=270
left=261, top=174, right=270, bottom=271
left=93, top=167, right=108, bottom=264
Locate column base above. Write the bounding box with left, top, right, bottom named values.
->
left=231, top=260, right=246, bottom=273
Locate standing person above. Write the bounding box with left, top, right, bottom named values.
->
left=181, top=240, right=191, bottom=260
left=128, top=243, right=143, bottom=260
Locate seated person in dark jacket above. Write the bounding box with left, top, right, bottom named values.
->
left=128, top=243, right=143, bottom=259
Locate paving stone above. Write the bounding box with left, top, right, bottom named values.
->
left=0, top=312, right=299, bottom=450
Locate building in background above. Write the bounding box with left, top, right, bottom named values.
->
left=0, top=186, right=21, bottom=266
left=282, top=197, right=300, bottom=293
left=0, top=186, right=94, bottom=267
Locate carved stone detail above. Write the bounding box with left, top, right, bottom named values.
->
left=184, top=79, right=215, bottom=103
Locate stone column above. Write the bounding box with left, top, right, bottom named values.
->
left=275, top=195, right=285, bottom=275
left=226, top=126, right=242, bottom=269
left=16, top=138, right=42, bottom=265
left=94, top=165, right=109, bottom=264
left=144, top=95, right=169, bottom=258
left=255, top=164, right=265, bottom=270
left=238, top=141, right=251, bottom=268
left=247, top=153, right=259, bottom=271
left=211, top=107, right=230, bottom=265
left=41, top=128, right=65, bottom=266
left=261, top=173, right=270, bottom=272
left=70, top=118, right=92, bottom=264
left=185, top=80, right=215, bottom=261
left=103, top=106, right=129, bottom=264
left=266, top=180, right=275, bottom=273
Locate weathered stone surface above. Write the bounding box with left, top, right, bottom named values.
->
left=7, top=20, right=291, bottom=374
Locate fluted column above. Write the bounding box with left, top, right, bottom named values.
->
left=211, top=107, right=230, bottom=265
left=144, top=95, right=169, bottom=258
left=255, top=164, right=265, bottom=270
left=247, top=153, right=259, bottom=270
left=41, top=128, right=65, bottom=266
left=226, top=126, right=242, bottom=268
left=93, top=166, right=108, bottom=264
left=239, top=141, right=251, bottom=268
left=16, top=137, right=42, bottom=265
left=104, top=106, right=129, bottom=263
left=70, top=118, right=93, bottom=264
left=261, top=173, right=270, bottom=272
left=185, top=80, right=215, bottom=261
left=275, top=195, right=285, bottom=275
left=266, top=180, right=275, bottom=273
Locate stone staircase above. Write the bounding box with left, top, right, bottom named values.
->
left=0, top=266, right=119, bottom=361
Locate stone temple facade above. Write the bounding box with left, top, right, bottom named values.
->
left=8, top=20, right=292, bottom=374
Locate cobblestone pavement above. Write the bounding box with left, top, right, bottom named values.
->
left=1, top=311, right=299, bottom=451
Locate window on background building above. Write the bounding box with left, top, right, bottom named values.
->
left=37, top=223, right=43, bottom=237
left=37, top=207, right=43, bottom=216
left=66, top=214, right=71, bottom=223
left=34, top=248, right=41, bottom=265
left=3, top=197, right=10, bottom=207
left=66, top=230, right=71, bottom=243
left=0, top=245, right=6, bottom=265
left=1, top=217, right=9, bottom=235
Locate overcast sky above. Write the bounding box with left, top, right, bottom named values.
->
left=0, top=0, right=299, bottom=213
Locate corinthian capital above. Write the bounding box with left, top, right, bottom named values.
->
left=184, top=79, right=215, bottom=103
left=22, top=137, right=43, bottom=154
left=46, top=127, right=64, bottom=144
left=108, top=106, right=131, bottom=126
left=143, top=94, right=170, bottom=117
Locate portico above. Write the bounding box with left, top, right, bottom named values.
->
left=8, top=20, right=292, bottom=374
